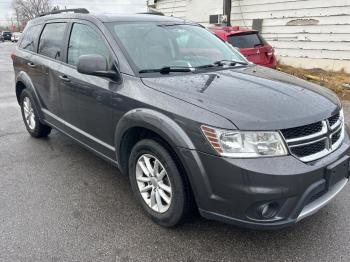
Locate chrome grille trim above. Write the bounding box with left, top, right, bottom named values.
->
left=290, top=137, right=329, bottom=162
left=329, top=112, right=340, bottom=129
left=281, top=110, right=344, bottom=162
left=285, top=121, right=328, bottom=144
left=330, top=119, right=342, bottom=131
left=289, top=136, right=327, bottom=148
left=331, top=124, right=345, bottom=152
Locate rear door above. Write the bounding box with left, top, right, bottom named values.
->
left=227, top=32, right=270, bottom=65
left=15, top=24, right=43, bottom=80
left=30, top=22, right=68, bottom=123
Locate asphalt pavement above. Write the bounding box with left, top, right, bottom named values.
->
left=1, top=41, right=350, bottom=262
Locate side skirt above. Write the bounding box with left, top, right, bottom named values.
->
left=42, top=109, right=120, bottom=169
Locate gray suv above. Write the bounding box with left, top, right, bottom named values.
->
left=12, top=9, right=349, bottom=229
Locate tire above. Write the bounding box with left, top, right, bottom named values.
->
left=20, top=89, right=51, bottom=138
left=129, top=139, right=192, bottom=227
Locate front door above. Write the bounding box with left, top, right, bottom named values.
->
left=58, top=22, right=117, bottom=159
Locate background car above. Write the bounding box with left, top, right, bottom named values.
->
left=11, top=32, right=22, bottom=42
left=2, top=31, right=12, bottom=41
left=0, top=34, right=4, bottom=42
left=209, top=26, right=277, bottom=68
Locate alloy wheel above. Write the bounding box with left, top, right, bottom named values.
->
left=23, top=97, right=36, bottom=130
left=135, top=154, right=172, bottom=213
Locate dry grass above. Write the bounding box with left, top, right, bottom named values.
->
left=277, top=64, right=350, bottom=100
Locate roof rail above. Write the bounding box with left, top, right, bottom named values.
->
left=38, top=8, right=89, bottom=17
left=138, top=11, right=165, bottom=16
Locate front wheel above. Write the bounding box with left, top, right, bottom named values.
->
left=129, top=139, right=192, bottom=227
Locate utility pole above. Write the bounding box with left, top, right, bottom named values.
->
left=223, top=0, right=232, bottom=26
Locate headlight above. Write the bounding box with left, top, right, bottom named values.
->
left=201, top=125, right=288, bottom=158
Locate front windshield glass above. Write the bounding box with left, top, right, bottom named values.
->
left=107, top=22, right=247, bottom=72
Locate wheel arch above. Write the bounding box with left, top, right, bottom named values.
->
left=115, top=108, right=196, bottom=173
left=115, top=109, right=200, bottom=210
left=15, top=71, right=44, bottom=119
left=15, top=81, right=26, bottom=104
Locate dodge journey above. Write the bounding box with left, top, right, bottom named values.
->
left=12, top=9, right=349, bottom=229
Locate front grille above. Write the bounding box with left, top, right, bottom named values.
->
left=281, top=122, right=322, bottom=140
left=290, top=140, right=326, bottom=158
left=332, top=128, right=342, bottom=144
left=328, top=113, right=340, bottom=127
left=281, top=111, right=343, bottom=162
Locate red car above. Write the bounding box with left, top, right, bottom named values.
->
left=209, top=26, right=277, bottom=68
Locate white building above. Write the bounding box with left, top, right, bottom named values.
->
left=148, top=0, right=350, bottom=72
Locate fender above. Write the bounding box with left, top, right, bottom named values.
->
left=16, top=71, right=45, bottom=120
left=114, top=108, right=214, bottom=207
left=115, top=108, right=196, bottom=163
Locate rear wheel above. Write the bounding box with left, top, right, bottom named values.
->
left=20, top=89, right=51, bottom=138
left=129, top=139, right=192, bottom=227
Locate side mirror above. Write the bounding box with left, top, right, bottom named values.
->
left=77, top=54, right=121, bottom=82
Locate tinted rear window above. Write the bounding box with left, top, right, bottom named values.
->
left=227, top=32, right=266, bottom=48
left=19, top=25, right=42, bottom=52
left=38, top=23, right=67, bottom=60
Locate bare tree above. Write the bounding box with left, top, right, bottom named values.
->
left=12, top=0, right=52, bottom=23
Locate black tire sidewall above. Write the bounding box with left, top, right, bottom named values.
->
left=129, top=139, right=187, bottom=227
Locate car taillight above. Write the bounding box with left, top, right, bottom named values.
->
left=267, top=49, right=274, bottom=56
left=11, top=53, right=16, bottom=61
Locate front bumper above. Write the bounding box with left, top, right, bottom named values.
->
left=179, top=133, right=350, bottom=229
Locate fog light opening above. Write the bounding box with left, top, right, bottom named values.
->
left=259, top=202, right=279, bottom=219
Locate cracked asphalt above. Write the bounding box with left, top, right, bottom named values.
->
left=1, top=41, right=350, bottom=262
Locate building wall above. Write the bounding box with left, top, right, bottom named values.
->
left=151, top=0, right=350, bottom=72
left=150, top=0, right=187, bottom=18
left=150, top=0, right=223, bottom=21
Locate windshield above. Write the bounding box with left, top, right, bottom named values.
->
left=107, top=22, right=246, bottom=72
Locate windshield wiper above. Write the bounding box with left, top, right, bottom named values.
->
left=139, top=60, right=248, bottom=74
left=193, top=60, right=248, bottom=70
left=213, top=59, right=248, bottom=66
left=195, top=64, right=216, bottom=69
left=139, top=66, right=192, bottom=74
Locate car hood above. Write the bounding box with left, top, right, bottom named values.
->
left=141, top=65, right=341, bottom=130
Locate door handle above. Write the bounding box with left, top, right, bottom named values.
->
left=27, top=62, right=36, bottom=68
left=59, top=75, right=71, bottom=82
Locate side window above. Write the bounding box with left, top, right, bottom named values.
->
left=19, top=25, right=42, bottom=52
left=38, top=23, right=67, bottom=60
left=68, top=23, right=111, bottom=67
